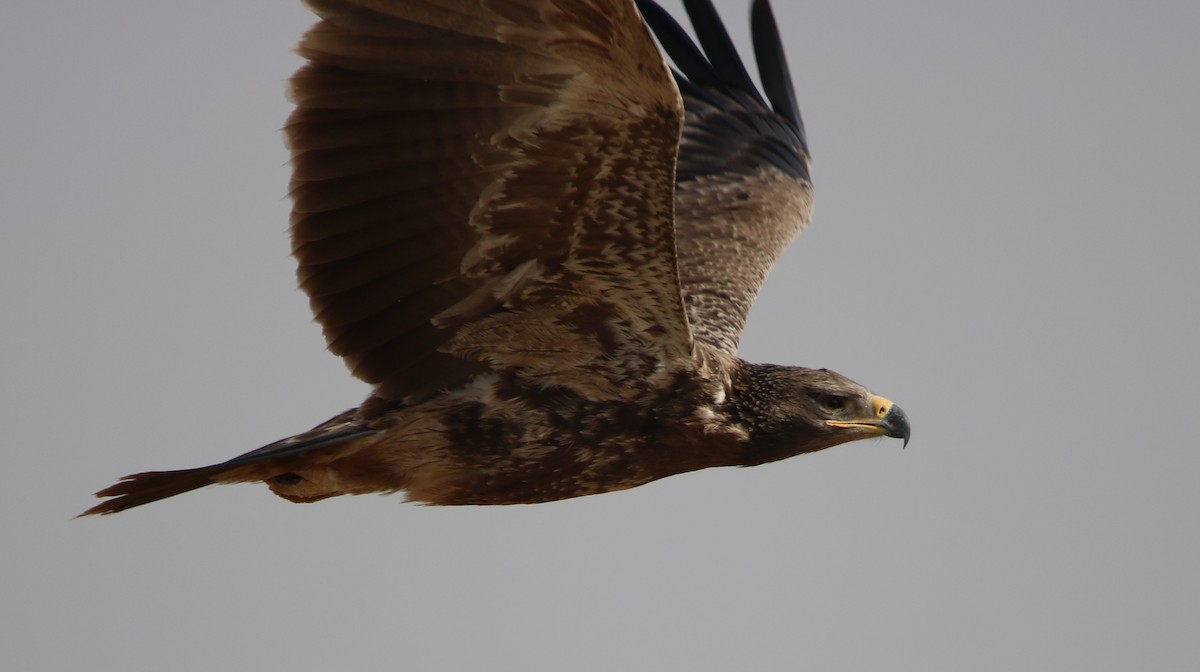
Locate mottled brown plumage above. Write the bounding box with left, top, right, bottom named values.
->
left=82, top=0, right=909, bottom=517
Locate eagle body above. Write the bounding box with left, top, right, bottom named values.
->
left=267, top=354, right=742, bottom=506
left=83, top=0, right=910, bottom=516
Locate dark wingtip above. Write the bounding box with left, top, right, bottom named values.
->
left=751, top=0, right=806, bottom=148
left=636, top=0, right=723, bottom=92
left=681, top=0, right=764, bottom=105
left=639, top=0, right=807, bottom=165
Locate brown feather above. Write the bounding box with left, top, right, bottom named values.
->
left=286, top=0, right=692, bottom=401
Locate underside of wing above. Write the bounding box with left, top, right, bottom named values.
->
left=637, top=0, right=813, bottom=356
left=288, top=0, right=692, bottom=402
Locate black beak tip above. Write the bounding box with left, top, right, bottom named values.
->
left=882, top=404, right=911, bottom=448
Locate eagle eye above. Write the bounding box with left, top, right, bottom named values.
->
left=816, top=394, right=845, bottom=412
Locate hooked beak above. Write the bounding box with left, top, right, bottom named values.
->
left=825, top=395, right=911, bottom=447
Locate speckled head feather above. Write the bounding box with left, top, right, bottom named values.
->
left=82, top=0, right=908, bottom=517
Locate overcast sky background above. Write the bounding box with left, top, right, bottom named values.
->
left=4, top=1, right=1199, bottom=670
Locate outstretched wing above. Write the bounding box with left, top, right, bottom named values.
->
left=288, top=0, right=693, bottom=402
left=637, top=0, right=812, bottom=356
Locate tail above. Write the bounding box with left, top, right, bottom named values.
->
left=80, top=465, right=235, bottom=517
left=80, top=414, right=379, bottom=516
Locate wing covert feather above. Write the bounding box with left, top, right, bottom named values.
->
left=638, top=0, right=813, bottom=356
left=287, top=0, right=692, bottom=402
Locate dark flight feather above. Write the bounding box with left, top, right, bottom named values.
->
left=681, top=0, right=765, bottom=106
left=751, top=0, right=804, bottom=140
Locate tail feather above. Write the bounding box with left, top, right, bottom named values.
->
left=80, top=466, right=231, bottom=516
left=80, top=413, right=380, bottom=516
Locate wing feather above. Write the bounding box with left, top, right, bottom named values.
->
left=638, top=0, right=813, bottom=355
left=751, top=0, right=803, bottom=133
left=288, top=0, right=692, bottom=402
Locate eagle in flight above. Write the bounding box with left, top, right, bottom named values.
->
left=83, top=0, right=909, bottom=516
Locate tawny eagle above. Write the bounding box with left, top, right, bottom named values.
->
left=83, top=0, right=909, bottom=516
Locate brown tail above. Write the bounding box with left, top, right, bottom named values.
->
left=79, top=466, right=233, bottom=516
left=80, top=418, right=379, bottom=516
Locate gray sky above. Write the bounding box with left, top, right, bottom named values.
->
left=4, top=1, right=1199, bottom=670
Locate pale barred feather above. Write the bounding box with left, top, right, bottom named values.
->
left=675, top=166, right=812, bottom=354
